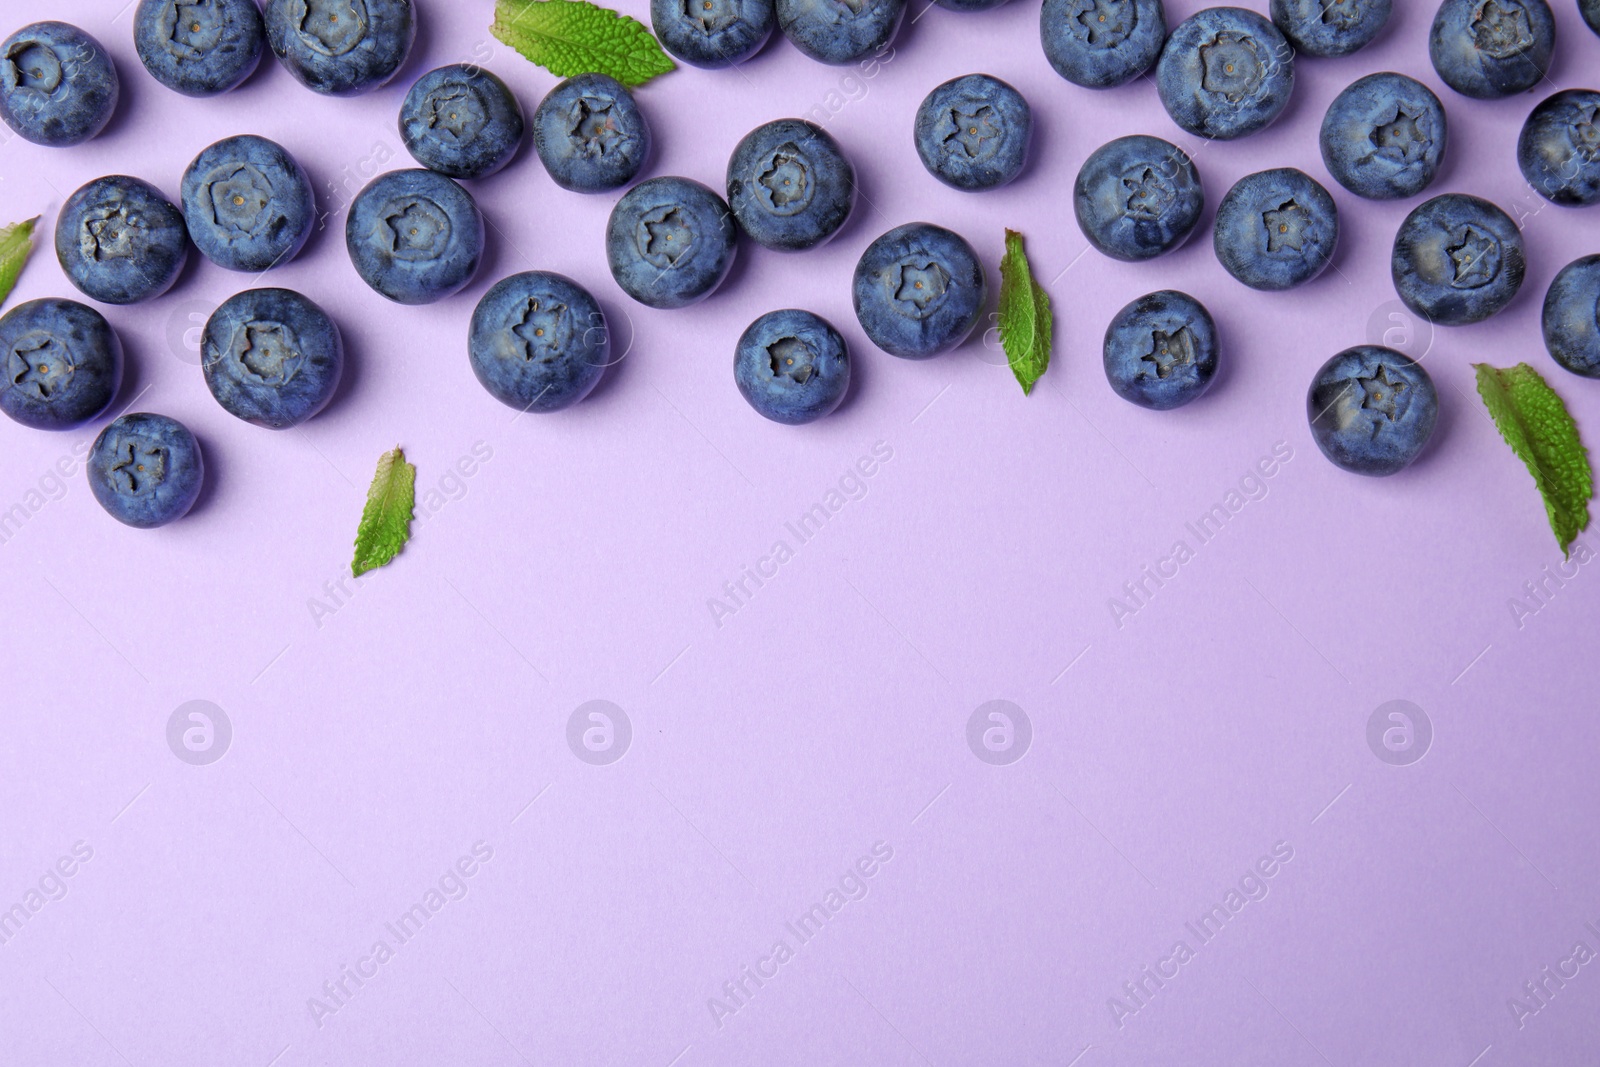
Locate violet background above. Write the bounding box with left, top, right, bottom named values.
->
left=2, top=0, right=1599, bottom=1064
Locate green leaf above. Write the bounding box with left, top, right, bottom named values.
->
left=491, top=0, right=675, bottom=88
left=1474, top=362, right=1593, bottom=557
left=352, top=447, right=417, bottom=577
left=0, top=217, right=39, bottom=310
left=997, top=229, right=1053, bottom=396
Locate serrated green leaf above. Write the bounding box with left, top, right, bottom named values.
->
left=491, top=0, right=675, bottom=88
left=0, top=217, right=39, bottom=310
left=998, top=229, right=1053, bottom=396
left=1474, top=362, right=1593, bottom=557
left=352, top=447, right=416, bottom=577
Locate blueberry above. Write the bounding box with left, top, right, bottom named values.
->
left=532, top=73, right=651, bottom=194
left=1392, top=193, right=1525, bottom=326
left=1308, top=346, right=1437, bottom=476
left=606, top=176, right=738, bottom=309
left=400, top=64, right=524, bottom=181
left=936, top=0, right=1010, bottom=9
left=1213, top=168, right=1339, bottom=292
left=468, top=271, right=609, bottom=413
left=1074, top=134, right=1204, bottom=262
left=1320, top=72, right=1448, bottom=202
left=1428, top=0, right=1554, bottom=100
left=1270, top=0, right=1390, bottom=57
left=0, top=22, right=118, bottom=147
left=202, top=287, right=343, bottom=428
left=1585, top=0, right=1600, bottom=36
left=726, top=118, right=854, bottom=250
left=1542, top=254, right=1600, bottom=378
left=913, top=73, right=1031, bottom=192
left=87, top=413, right=204, bottom=528
left=0, top=298, right=122, bottom=430
left=852, top=222, right=985, bottom=359
left=776, top=0, right=904, bottom=64
left=264, top=0, right=415, bottom=97
left=1157, top=7, right=1294, bottom=141
left=1040, top=0, right=1166, bottom=89
left=181, top=134, right=315, bottom=273
left=1102, top=290, right=1217, bottom=410
left=56, top=176, right=189, bottom=306
left=652, top=0, right=775, bottom=67
left=346, top=169, right=484, bottom=305
left=1518, top=89, right=1600, bottom=208
left=134, top=0, right=265, bottom=97
left=735, top=309, right=850, bottom=423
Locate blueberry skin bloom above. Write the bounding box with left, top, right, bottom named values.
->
left=1584, top=0, right=1600, bottom=36
left=1518, top=89, right=1600, bottom=208
left=606, top=176, right=738, bottom=309
left=1103, top=289, right=1218, bottom=410
left=0, top=22, right=118, bottom=147
left=1392, top=193, right=1525, bottom=326
left=653, top=0, right=775, bottom=67
left=134, top=0, right=265, bottom=97
left=1543, top=254, right=1600, bottom=378
left=1074, top=134, right=1204, bottom=262
left=913, top=74, right=1031, bottom=192
left=532, top=73, right=651, bottom=194
left=735, top=309, right=850, bottom=424
left=56, top=176, right=189, bottom=306
left=726, top=119, right=854, bottom=250
left=1320, top=73, right=1448, bottom=202
left=264, top=0, right=415, bottom=97
left=1213, top=168, right=1339, bottom=292
left=1270, top=0, right=1389, bottom=57
left=1040, top=0, right=1166, bottom=90
left=0, top=298, right=122, bottom=430
left=346, top=169, right=484, bottom=305
left=1157, top=7, right=1294, bottom=141
left=852, top=222, right=985, bottom=359
left=401, top=64, right=524, bottom=181
left=1308, top=346, right=1437, bottom=476
left=469, top=271, right=609, bottom=414
left=202, top=287, right=343, bottom=428
left=87, top=413, right=204, bottom=528
left=182, top=135, right=315, bottom=273
left=776, top=0, right=905, bottom=64
left=1428, top=0, right=1554, bottom=100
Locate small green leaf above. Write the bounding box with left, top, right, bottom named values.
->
left=998, top=229, right=1053, bottom=396
left=352, top=447, right=417, bottom=577
left=1474, top=362, right=1593, bottom=557
left=491, top=0, right=675, bottom=88
left=0, top=217, right=39, bottom=309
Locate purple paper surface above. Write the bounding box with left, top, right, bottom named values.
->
left=2, top=1, right=1598, bottom=1064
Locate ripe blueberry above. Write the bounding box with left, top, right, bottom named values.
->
left=1074, top=134, right=1204, bottom=262
left=653, top=0, right=775, bottom=67
left=0, top=298, right=123, bottom=430
left=1428, top=0, right=1554, bottom=100
left=727, top=118, right=855, bottom=250
left=532, top=73, right=651, bottom=194
left=1040, top=0, right=1166, bottom=90
left=56, top=176, right=190, bottom=306
left=1517, top=89, right=1600, bottom=208
left=735, top=309, right=850, bottom=424
left=401, top=64, right=525, bottom=181
left=0, top=21, right=119, bottom=146
left=1103, top=289, right=1218, bottom=410
left=346, top=169, right=485, bottom=304
left=134, top=0, right=265, bottom=97
left=1542, top=254, right=1600, bottom=378
left=264, top=0, right=416, bottom=97
left=469, top=271, right=610, bottom=413
left=202, top=288, right=344, bottom=428
left=87, top=413, right=204, bottom=528
left=1308, top=346, right=1437, bottom=476
left=1157, top=7, right=1294, bottom=141
left=606, top=176, right=738, bottom=309
left=852, top=222, right=985, bottom=359
left=1270, top=0, right=1390, bottom=57
left=776, top=0, right=905, bottom=64
left=913, top=73, right=1031, bottom=192
left=1392, top=193, right=1525, bottom=326
left=1320, top=72, right=1448, bottom=202
left=1213, top=168, right=1339, bottom=292
left=182, top=134, right=316, bottom=273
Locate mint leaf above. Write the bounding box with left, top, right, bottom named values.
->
left=491, top=0, right=675, bottom=88
left=0, top=217, right=39, bottom=310
left=998, top=229, right=1053, bottom=396
left=352, top=447, right=416, bottom=576
left=1474, top=362, right=1593, bottom=557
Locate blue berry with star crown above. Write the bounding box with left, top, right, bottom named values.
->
left=776, top=0, right=905, bottom=65
left=852, top=222, right=986, bottom=359
left=134, top=0, right=265, bottom=97
left=1428, top=0, right=1554, bottom=100
left=1391, top=193, right=1525, bottom=326
left=1156, top=7, right=1295, bottom=141
left=532, top=73, right=651, bottom=194
left=1307, top=346, right=1437, bottom=476
left=1102, top=290, right=1218, bottom=411
left=87, top=413, right=204, bottom=528
left=56, top=175, right=190, bottom=306
left=0, top=21, right=119, bottom=146
left=1040, top=0, right=1166, bottom=89
left=400, top=64, right=525, bottom=181
left=735, top=309, right=850, bottom=424
left=264, top=0, right=416, bottom=97
left=606, top=176, right=738, bottom=309
left=346, top=169, right=485, bottom=305
left=1518, top=89, right=1600, bottom=208
left=652, top=0, right=775, bottom=67
left=726, top=118, right=855, bottom=250
left=913, top=73, right=1032, bottom=192
left=0, top=298, right=123, bottom=430
left=202, top=288, right=344, bottom=429
left=1074, top=134, right=1205, bottom=262
left=1213, top=168, right=1339, bottom=292
left=469, top=271, right=610, bottom=413
left=1270, top=0, right=1390, bottom=57
left=1320, top=72, right=1448, bottom=202
left=182, top=134, right=316, bottom=273
left=1543, top=254, right=1600, bottom=378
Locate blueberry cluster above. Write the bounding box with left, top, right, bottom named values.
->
left=1, top=0, right=1598, bottom=541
